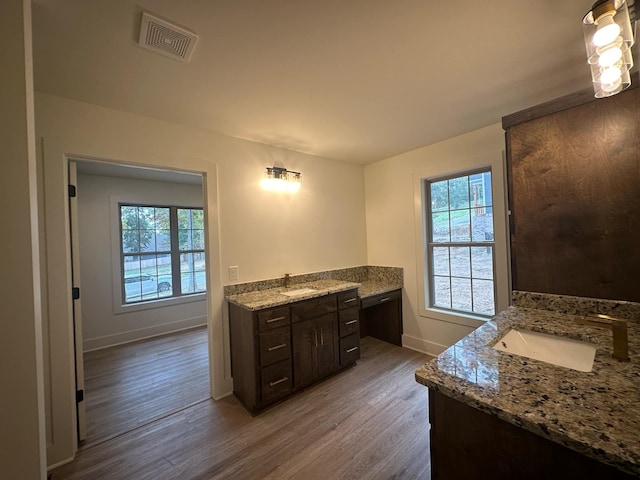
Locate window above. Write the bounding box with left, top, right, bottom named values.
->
left=426, top=169, right=495, bottom=317
left=120, top=204, right=206, bottom=304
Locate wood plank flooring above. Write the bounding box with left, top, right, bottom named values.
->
left=52, top=336, right=432, bottom=480
left=82, top=326, right=210, bottom=447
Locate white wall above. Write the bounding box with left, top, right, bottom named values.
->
left=35, top=92, right=367, bottom=466
left=0, top=0, right=46, bottom=478
left=77, top=173, right=207, bottom=350
left=364, top=123, right=509, bottom=356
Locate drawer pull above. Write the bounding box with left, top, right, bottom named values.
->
left=269, top=376, right=289, bottom=387
left=266, top=316, right=287, bottom=324
left=267, top=343, right=287, bottom=352
left=343, top=298, right=357, bottom=304
left=379, top=297, right=391, bottom=303
left=345, top=320, right=358, bottom=325
left=345, top=346, right=359, bottom=353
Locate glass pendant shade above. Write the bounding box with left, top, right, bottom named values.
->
left=582, top=0, right=635, bottom=98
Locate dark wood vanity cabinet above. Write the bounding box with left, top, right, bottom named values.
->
left=429, top=389, right=635, bottom=480
left=229, top=289, right=359, bottom=414
left=359, top=289, right=402, bottom=346
left=229, top=305, right=293, bottom=413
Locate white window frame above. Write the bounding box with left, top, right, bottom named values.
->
left=413, top=151, right=511, bottom=328
left=119, top=204, right=206, bottom=305
left=110, top=196, right=205, bottom=315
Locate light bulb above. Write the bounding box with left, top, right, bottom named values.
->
left=598, top=45, right=622, bottom=66
left=601, top=77, right=622, bottom=93
left=600, top=65, right=622, bottom=84
left=593, top=14, right=621, bottom=47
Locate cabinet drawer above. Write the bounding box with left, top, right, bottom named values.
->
left=261, top=361, right=292, bottom=404
left=337, top=289, right=359, bottom=310
left=360, top=289, right=401, bottom=309
left=340, top=333, right=360, bottom=366
left=259, top=327, right=291, bottom=367
left=257, top=307, right=290, bottom=331
left=338, top=307, right=359, bottom=338
left=291, top=294, right=337, bottom=322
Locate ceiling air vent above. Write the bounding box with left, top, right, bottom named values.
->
left=138, top=12, right=198, bottom=62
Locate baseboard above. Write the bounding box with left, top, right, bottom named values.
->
left=83, top=316, right=206, bottom=352
left=402, top=333, right=447, bottom=357
left=47, top=455, right=75, bottom=472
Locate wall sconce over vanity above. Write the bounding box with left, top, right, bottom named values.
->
left=261, top=166, right=302, bottom=192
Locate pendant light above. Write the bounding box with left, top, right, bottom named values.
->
left=582, top=0, right=635, bottom=98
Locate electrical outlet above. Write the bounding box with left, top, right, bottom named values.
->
left=228, top=266, right=238, bottom=281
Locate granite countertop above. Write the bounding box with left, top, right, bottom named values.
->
left=357, top=280, right=402, bottom=299
left=415, top=305, right=640, bottom=476
left=226, top=279, right=361, bottom=311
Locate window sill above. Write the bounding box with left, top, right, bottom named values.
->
left=114, top=292, right=206, bottom=315
left=419, top=307, right=490, bottom=329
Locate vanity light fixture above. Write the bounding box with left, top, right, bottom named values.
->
left=583, top=0, right=635, bottom=98
left=261, top=166, right=302, bottom=192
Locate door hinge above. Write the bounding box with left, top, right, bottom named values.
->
left=68, top=184, right=77, bottom=198
left=72, top=287, right=80, bottom=300
left=76, top=389, right=84, bottom=403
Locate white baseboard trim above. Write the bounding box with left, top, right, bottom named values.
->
left=402, top=333, right=447, bottom=357
left=47, top=455, right=75, bottom=471
left=83, top=316, right=206, bottom=352
left=213, top=389, right=234, bottom=401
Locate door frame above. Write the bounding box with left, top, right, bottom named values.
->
left=67, top=160, right=86, bottom=441
left=41, top=128, right=233, bottom=466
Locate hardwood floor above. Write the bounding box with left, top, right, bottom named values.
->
left=52, top=336, right=432, bottom=480
left=82, top=326, right=210, bottom=447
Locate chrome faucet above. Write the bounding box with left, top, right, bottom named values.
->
left=576, top=313, right=630, bottom=362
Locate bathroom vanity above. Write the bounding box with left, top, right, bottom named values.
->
left=228, top=280, right=361, bottom=413
left=415, top=292, right=640, bottom=479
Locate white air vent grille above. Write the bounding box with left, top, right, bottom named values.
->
left=138, top=12, right=198, bottom=62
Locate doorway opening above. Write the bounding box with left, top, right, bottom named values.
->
left=69, top=158, right=211, bottom=447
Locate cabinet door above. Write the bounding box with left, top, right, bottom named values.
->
left=316, top=313, right=339, bottom=378
left=292, top=319, right=316, bottom=388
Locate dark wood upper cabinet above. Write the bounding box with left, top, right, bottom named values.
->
left=503, top=78, right=639, bottom=302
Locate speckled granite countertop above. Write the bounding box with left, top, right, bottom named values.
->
left=224, top=266, right=403, bottom=310
left=226, top=279, right=361, bottom=311
left=357, top=280, right=401, bottom=299
left=415, top=301, right=640, bottom=476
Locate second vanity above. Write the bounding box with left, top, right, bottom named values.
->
left=228, top=280, right=361, bottom=413
left=226, top=266, right=404, bottom=413
left=415, top=291, right=640, bottom=479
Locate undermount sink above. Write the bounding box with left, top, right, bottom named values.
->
left=493, top=328, right=597, bottom=372
left=281, top=287, right=318, bottom=297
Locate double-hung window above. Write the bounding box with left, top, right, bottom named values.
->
left=120, top=204, right=206, bottom=304
left=426, top=169, right=496, bottom=317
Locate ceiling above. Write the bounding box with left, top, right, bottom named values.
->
left=31, top=0, right=621, bottom=164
